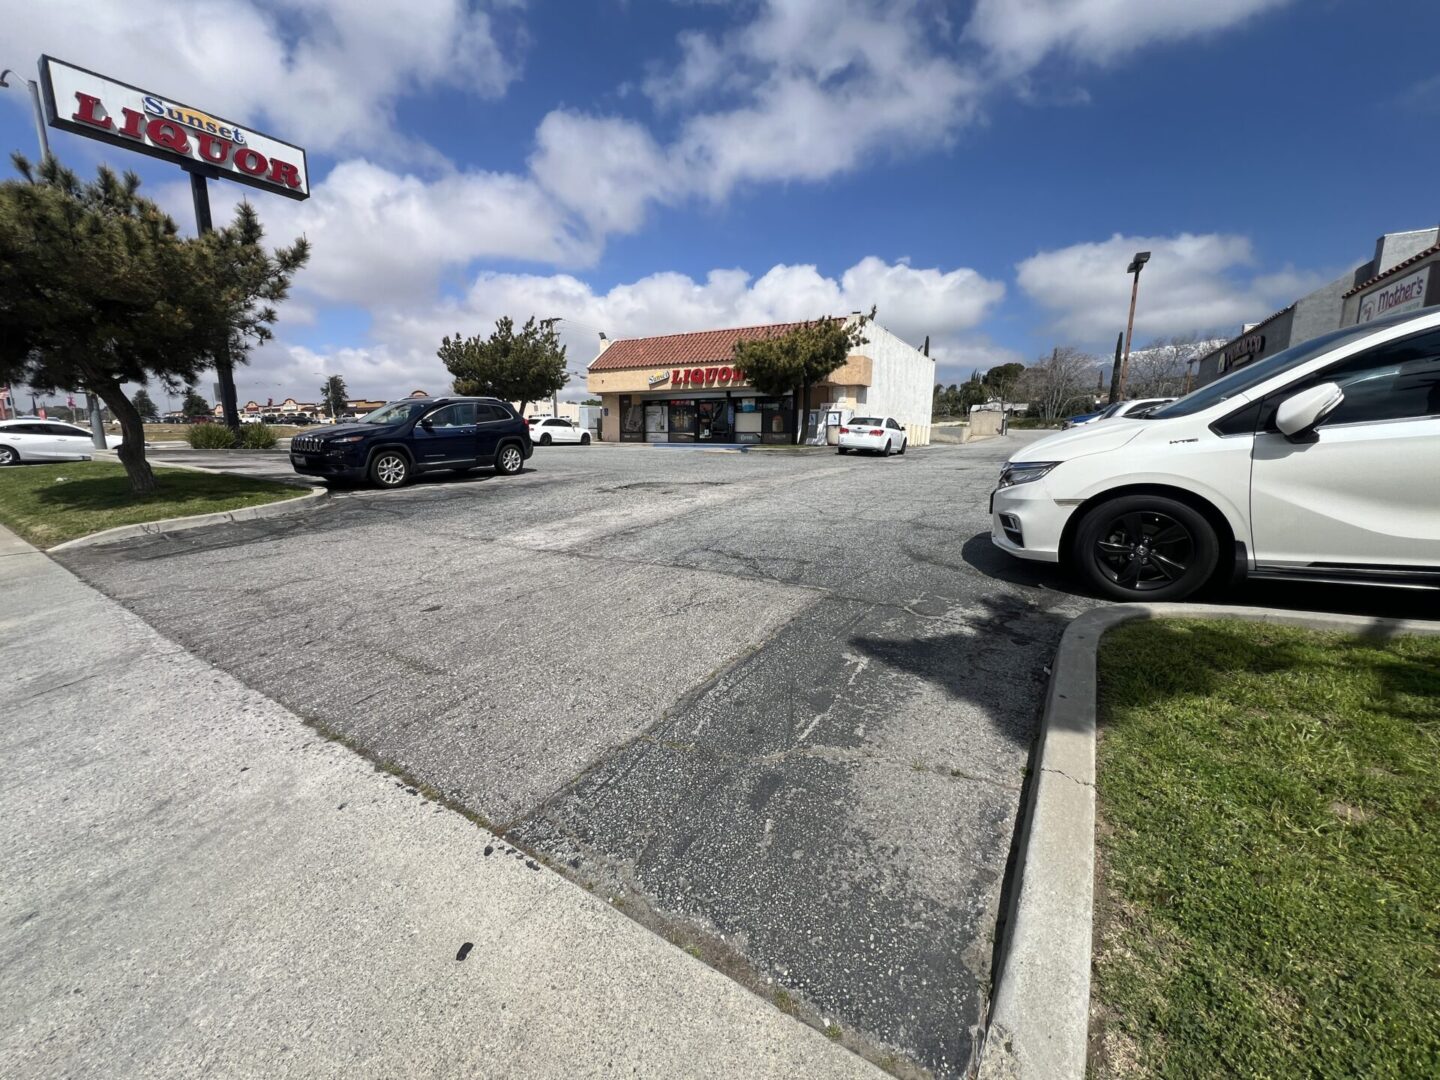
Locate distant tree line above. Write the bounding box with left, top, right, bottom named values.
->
left=935, top=335, right=1221, bottom=424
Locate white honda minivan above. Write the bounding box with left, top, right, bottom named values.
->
left=991, top=308, right=1440, bottom=600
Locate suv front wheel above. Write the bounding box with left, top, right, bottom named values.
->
left=369, top=449, right=411, bottom=488
left=1073, top=495, right=1219, bottom=601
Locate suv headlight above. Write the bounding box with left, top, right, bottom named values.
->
left=998, top=460, right=1060, bottom=488
left=329, top=434, right=365, bottom=444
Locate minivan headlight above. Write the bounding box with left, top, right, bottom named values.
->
left=998, top=460, right=1060, bottom=488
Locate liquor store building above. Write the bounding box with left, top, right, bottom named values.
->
left=587, top=319, right=935, bottom=446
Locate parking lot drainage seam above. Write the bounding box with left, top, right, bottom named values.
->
left=977, top=602, right=1440, bottom=1080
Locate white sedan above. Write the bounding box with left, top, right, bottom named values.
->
left=837, top=415, right=907, bottom=455
left=529, top=417, right=591, bottom=445
left=0, top=419, right=123, bottom=465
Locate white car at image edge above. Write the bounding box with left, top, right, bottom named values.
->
left=0, top=419, right=123, bottom=464
left=991, top=308, right=1440, bottom=600
left=838, top=415, right=907, bottom=455
left=528, top=417, right=591, bottom=445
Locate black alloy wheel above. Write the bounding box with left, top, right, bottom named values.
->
left=539, top=433, right=552, bottom=445
left=1074, top=495, right=1218, bottom=601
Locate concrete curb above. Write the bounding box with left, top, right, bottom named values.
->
left=978, top=602, right=1440, bottom=1080
left=47, top=486, right=329, bottom=553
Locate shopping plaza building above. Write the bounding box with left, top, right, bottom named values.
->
left=1194, top=227, right=1440, bottom=385
left=586, top=318, right=936, bottom=445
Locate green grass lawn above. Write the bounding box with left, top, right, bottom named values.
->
left=0, top=460, right=308, bottom=548
left=1092, top=619, right=1440, bottom=1080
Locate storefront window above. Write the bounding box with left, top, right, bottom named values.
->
left=619, top=395, right=644, bottom=442
left=668, top=400, right=698, bottom=442
left=758, top=397, right=792, bottom=444
left=697, top=400, right=731, bottom=441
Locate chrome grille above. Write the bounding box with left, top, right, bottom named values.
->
left=293, top=435, right=322, bottom=452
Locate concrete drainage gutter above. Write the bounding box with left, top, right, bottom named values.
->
left=977, top=602, right=1440, bottom=1080
left=48, top=487, right=329, bottom=553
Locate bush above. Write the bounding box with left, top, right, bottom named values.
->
left=239, top=423, right=278, bottom=449
left=187, top=423, right=237, bottom=449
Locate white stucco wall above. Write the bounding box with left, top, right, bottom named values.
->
left=850, top=321, right=936, bottom=445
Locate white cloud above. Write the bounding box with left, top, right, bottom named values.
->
left=192, top=160, right=593, bottom=307
left=7, top=0, right=525, bottom=157
left=231, top=256, right=1005, bottom=404
left=1015, top=232, right=1318, bottom=342
left=529, top=111, right=675, bottom=236
left=967, top=0, right=1291, bottom=73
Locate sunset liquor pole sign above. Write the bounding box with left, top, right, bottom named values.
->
left=37, top=55, right=309, bottom=426
left=38, top=56, right=309, bottom=199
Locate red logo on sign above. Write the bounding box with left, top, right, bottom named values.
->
left=671, top=365, right=741, bottom=388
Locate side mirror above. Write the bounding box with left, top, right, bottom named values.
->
left=419, top=417, right=434, bottom=430
left=1275, top=382, right=1344, bottom=442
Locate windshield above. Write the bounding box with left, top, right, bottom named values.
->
left=359, top=401, right=428, bottom=425
left=1149, top=319, right=1406, bottom=419
left=848, top=416, right=882, bottom=426
left=1096, top=403, right=1122, bottom=419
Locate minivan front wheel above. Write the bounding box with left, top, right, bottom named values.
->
left=1073, top=495, right=1218, bottom=601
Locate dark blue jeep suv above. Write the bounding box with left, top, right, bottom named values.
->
left=289, top=397, right=533, bottom=488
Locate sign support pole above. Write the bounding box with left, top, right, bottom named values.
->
left=186, top=166, right=240, bottom=431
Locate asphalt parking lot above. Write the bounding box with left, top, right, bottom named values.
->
left=54, top=436, right=1434, bottom=1077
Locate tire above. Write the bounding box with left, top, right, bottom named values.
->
left=539, top=433, right=552, bottom=446
left=837, top=446, right=849, bottom=455
left=898, top=439, right=907, bottom=456
left=0, top=446, right=19, bottom=466
left=1073, top=495, right=1219, bottom=601
left=368, top=449, right=410, bottom=489
left=580, top=433, right=591, bottom=445
left=494, top=442, right=524, bottom=475
left=882, top=440, right=892, bottom=456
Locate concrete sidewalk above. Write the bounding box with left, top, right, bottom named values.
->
left=0, top=526, right=878, bottom=1079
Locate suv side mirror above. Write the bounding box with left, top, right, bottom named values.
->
left=419, top=416, right=434, bottom=430
left=1275, top=382, right=1344, bottom=442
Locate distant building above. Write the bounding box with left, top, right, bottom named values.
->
left=1195, top=227, right=1440, bottom=387
left=586, top=317, right=935, bottom=445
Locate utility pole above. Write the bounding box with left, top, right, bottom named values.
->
left=1115, top=251, right=1151, bottom=400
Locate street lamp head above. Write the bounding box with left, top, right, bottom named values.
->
left=1127, top=251, right=1151, bottom=274
left=0, top=71, right=12, bottom=88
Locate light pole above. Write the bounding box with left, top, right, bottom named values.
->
left=0, top=66, right=51, bottom=162
left=1114, top=250, right=1150, bottom=401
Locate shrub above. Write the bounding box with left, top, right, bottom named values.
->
left=187, top=423, right=237, bottom=449
left=239, top=423, right=278, bottom=449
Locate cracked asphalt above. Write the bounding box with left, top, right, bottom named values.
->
left=53, top=436, right=1427, bottom=1077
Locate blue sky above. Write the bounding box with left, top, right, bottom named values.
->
left=6, top=0, right=1440, bottom=405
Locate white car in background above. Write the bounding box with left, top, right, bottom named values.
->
left=991, top=308, right=1440, bottom=601
left=1062, top=397, right=1175, bottom=429
left=0, top=419, right=123, bottom=464
left=837, top=415, right=907, bottom=455
left=529, top=417, right=591, bottom=445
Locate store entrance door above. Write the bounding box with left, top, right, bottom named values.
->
left=644, top=403, right=668, bottom=442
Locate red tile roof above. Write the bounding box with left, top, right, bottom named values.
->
left=588, top=320, right=836, bottom=372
